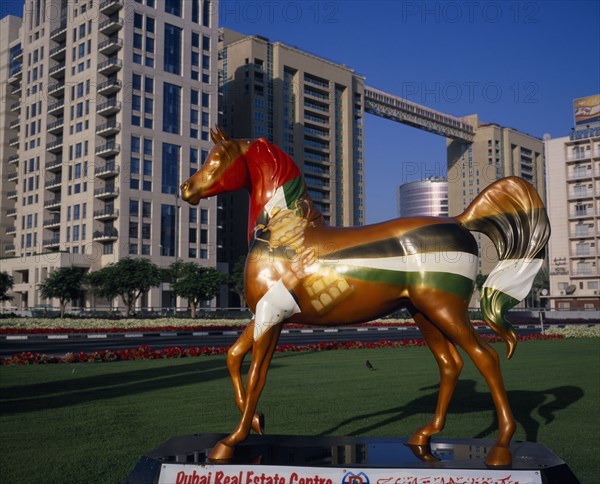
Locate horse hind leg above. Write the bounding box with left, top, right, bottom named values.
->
left=408, top=312, right=463, bottom=454
left=226, top=320, right=264, bottom=435
left=417, top=296, right=516, bottom=467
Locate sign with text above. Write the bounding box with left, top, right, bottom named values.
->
left=574, top=94, right=600, bottom=127
left=157, top=464, right=542, bottom=484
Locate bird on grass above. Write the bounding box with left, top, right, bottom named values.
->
left=366, top=360, right=375, bottom=371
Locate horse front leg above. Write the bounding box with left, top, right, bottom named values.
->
left=209, top=324, right=282, bottom=462
left=227, top=320, right=264, bottom=434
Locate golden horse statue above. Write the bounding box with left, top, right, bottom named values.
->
left=180, top=128, right=550, bottom=466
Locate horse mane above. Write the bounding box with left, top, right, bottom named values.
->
left=242, top=138, right=324, bottom=238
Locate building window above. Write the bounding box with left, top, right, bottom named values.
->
left=164, top=24, right=182, bottom=75
left=160, top=204, right=176, bottom=256
left=162, top=142, right=180, bottom=194
left=165, top=0, right=181, bottom=16
left=163, top=83, right=181, bottom=134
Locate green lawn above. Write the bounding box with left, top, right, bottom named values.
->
left=1, top=339, right=598, bottom=483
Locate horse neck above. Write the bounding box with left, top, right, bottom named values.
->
left=243, top=139, right=321, bottom=239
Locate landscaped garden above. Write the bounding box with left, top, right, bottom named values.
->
left=1, top=337, right=598, bottom=483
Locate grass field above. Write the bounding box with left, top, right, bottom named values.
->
left=1, top=339, right=598, bottom=483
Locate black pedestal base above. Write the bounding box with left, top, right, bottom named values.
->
left=127, top=434, right=579, bottom=484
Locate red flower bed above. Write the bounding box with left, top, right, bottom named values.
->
left=1, top=333, right=564, bottom=366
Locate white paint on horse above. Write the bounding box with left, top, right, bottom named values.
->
left=327, top=251, right=479, bottom=280
left=254, top=279, right=301, bottom=341
left=483, top=258, right=543, bottom=301
left=264, top=185, right=288, bottom=217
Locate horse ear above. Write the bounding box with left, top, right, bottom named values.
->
left=216, top=126, right=230, bottom=141
left=210, top=128, right=220, bottom=144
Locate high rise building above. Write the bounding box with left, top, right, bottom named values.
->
left=1, top=16, right=23, bottom=256
left=0, top=0, right=219, bottom=311
left=397, top=177, right=448, bottom=218
left=217, top=29, right=366, bottom=276
left=544, top=96, right=600, bottom=310
left=447, top=114, right=545, bottom=305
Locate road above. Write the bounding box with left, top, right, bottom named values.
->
left=0, top=325, right=548, bottom=357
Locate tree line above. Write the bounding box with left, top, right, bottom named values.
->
left=0, top=257, right=247, bottom=318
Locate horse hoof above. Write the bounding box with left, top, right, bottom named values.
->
left=485, top=446, right=512, bottom=467
left=208, top=441, right=235, bottom=462
left=406, top=443, right=440, bottom=462
left=252, top=412, right=265, bottom=435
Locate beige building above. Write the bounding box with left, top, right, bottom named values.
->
left=0, top=0, right=219, bottom=311
left=1, top=16, right=23, bottom=257
left=544, top=124, right=600, bottom=310
left=217, top=29, right=365, bottom=272
left=447, top=114, right=545, bottom=305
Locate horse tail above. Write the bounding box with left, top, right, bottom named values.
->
left=456, top=177, right=550, bottom=359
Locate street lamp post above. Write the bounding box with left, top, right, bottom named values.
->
left=174, top=191, right=179, bottom=315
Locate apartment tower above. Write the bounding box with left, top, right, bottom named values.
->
left=544, top=96, right=600, bottom=309
left=0, top=0, right=219, bottom=311
left=447, top=114, right=545, bottom=305
left=217, top=29, right=366, bottom=273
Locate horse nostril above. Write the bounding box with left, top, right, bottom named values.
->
left=181, top=182, right=188, bottom=191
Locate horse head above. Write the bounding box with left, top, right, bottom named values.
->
left=180, top=127, right=253, bottom=205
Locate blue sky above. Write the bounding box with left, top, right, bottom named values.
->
left=3, top=1, right=599, bottom=223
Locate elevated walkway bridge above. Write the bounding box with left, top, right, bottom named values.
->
left=364, top=86, right=475, bottom=143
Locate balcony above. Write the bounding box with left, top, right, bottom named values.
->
left=50, top=22, right=67, bottom=41
left=10, top=101, right=21, bottom=112
left=570, top=229, right=595, bottom=239
left=95, top=161, right=120, bottom=178
left=48, top=100, right=65, bottom=115
left=96, top=121, right=121, bottom=136
left=94, top=208, right=119, bottom=220
left=49, top=42, right=66, bottom=60
left=97, top=99, right=121, bottom=116
left=99, top=17, right=123, bottom=35
left=45, top=157, right=63, bottom=172
left=8, top=155, right=19, bottom=165
left=98, top=37, right=123, bottom=55
left=44, top=197, right=62, bottom=210
left=6, top=209, right=17, bottom=218
left=6, top=226, right=16, bottom=236
left=4, top=244, right=16, bottom=254
left=47, top=119, right=65, bottom=135
left=7, top=172, right=18, bottom=183
left=98, top=57, right=122, bottom=75
left=9, top=137, right=19, bottom=147
left=568, top=189, right=594, bottom=200
left=100, top=0, right=124, bottom=14
left=97, top=78, right=122, bottom=95
left=46, top=137, right=64, bottom=153
left=49, top=61, right=66, bottom=78
left=572, top=248, right=596, bottom=258
left=569, top=210, right=595, bottom=219
left=9, top=119, right=20, bottom=130
left=8, top=65, right=22, bottom=83
left=45, top=176, right=62, bottom=191
left=94, top=185, right=119, bottom=199
left=96, top=142, right=121, bottom=157
left=567, top=170, right=593, bottom=181
left=48, top=81, right=65, bottom=98
left=93, top=229, right=119, bottom=242
left=12, top=48, right=23, bottom=61
left=43, top=217, right=61, bottom=229
left=10, top=84, right=22, bottom=95
left=43, top=237, right=61, bottom=249
left=7, top=191, right=18, bottom=200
